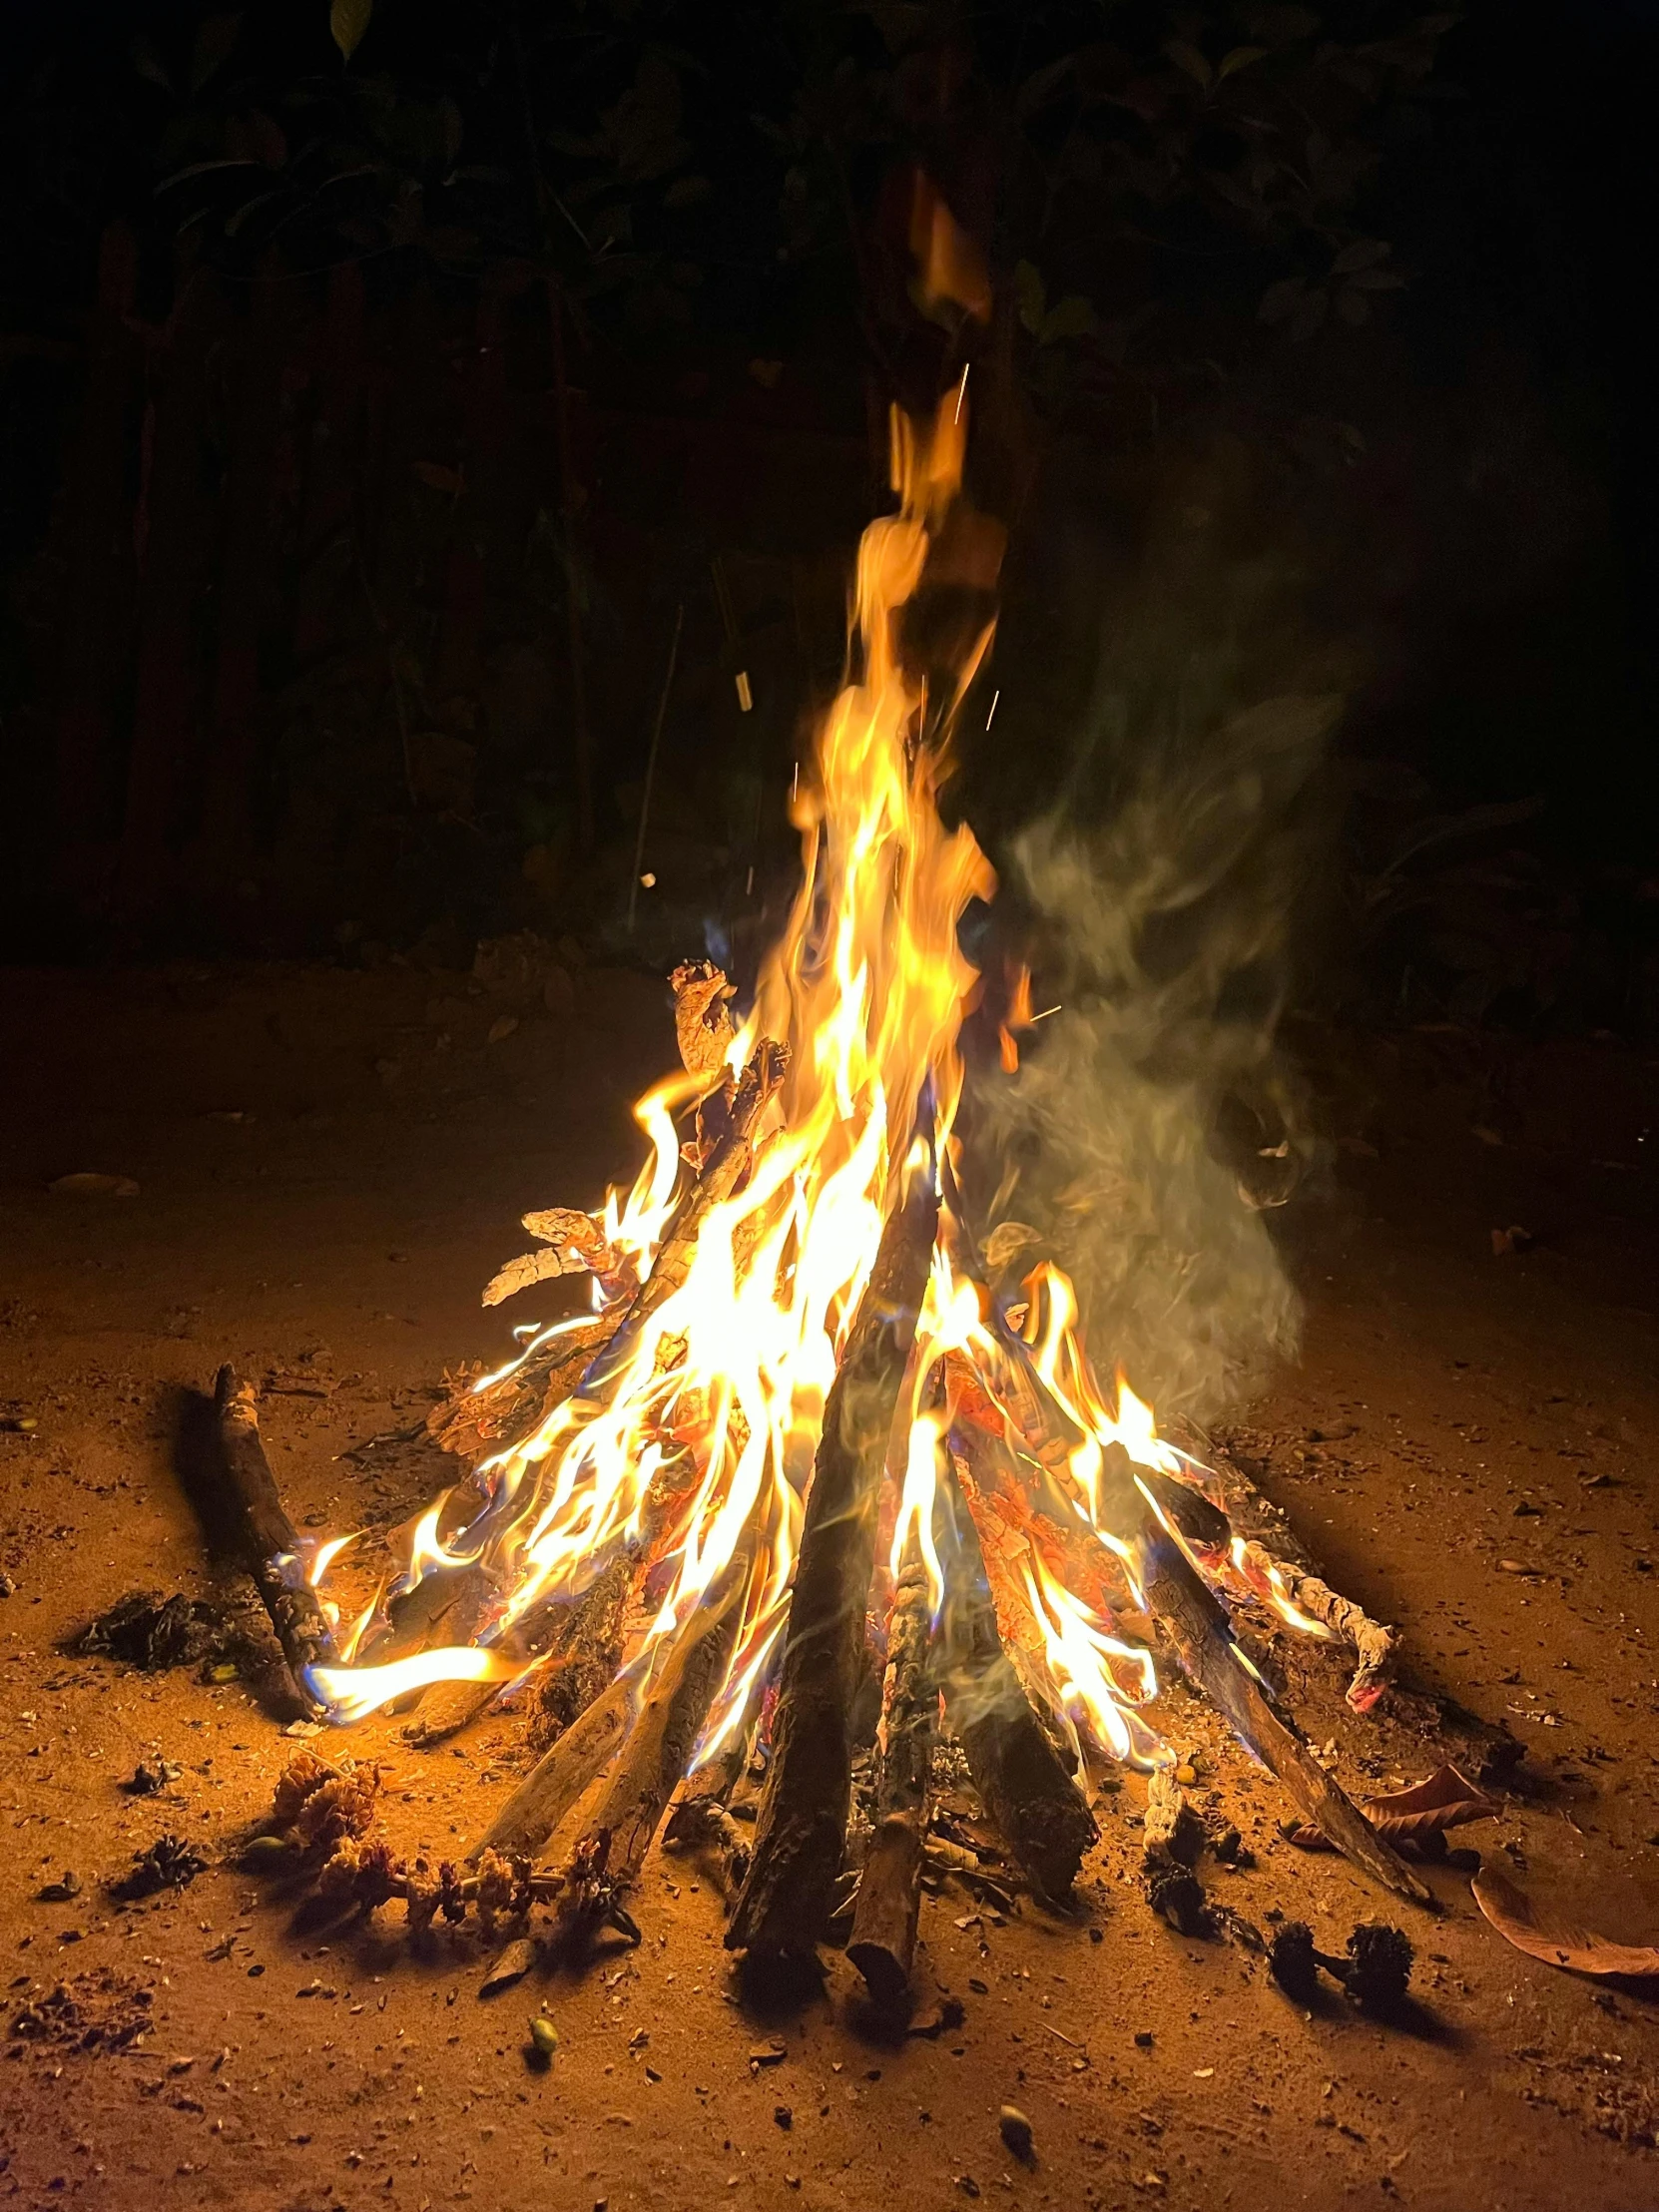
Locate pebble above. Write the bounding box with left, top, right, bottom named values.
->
left=998, top=2105, right=1034, bottom=2161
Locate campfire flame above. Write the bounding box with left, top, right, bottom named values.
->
left=306, top=386, right=1321, bottom=1769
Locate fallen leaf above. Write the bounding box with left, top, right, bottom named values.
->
left=1285, top=1764, right=1498, bottom=1853
left=1472, top=1868, right=1659, bottom=1978
left=49, top=1172, right=140, bottom=1198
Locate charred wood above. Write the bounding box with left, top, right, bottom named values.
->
left=550, top=1552, right=751, bottom=1953
left=933, top=1459, right=1097, bottom=1900
left=212, top=1366, right=339, bottom=1715
left=848, top=1542, right=936, bottom=2003
left=726, top=1159, right=939, bottom=1960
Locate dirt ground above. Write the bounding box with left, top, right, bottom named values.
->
left=2, top=953, right=1658, bottom=2212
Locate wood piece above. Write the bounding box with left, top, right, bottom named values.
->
left=848, top=1541, right=936, bottom=2003
left=551, top=1551, right=752, bottom=1951
left=213, top=1366, right=339, bottom=1715
left=1229, top=1537, right=1397, bottom=1711
left=726, top=1162, right=940, bottom=1960
left=428, top=1321, right=610, bottom=1459
left=1093, top=1441, right=1429, bottom=1907
left=1141, top=1768, right=1210, bottom=1935
left=1176, top=1425, right=1517, bottom=1770
left=464, top=1665, right=641, bottom=1865
left=665, top=1742, right=753, bottom=1899
left=932, top=1457, right=1098, bottom=1900
left=586, top=1038, right=788, bottom=1394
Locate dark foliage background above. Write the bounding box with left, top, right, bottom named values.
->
left=0, top=0, right=1653, bottom=1031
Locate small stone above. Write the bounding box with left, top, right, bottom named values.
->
left=529, top=2016, right=559, bottom=2058
left=955, top=2179, right=980, bottom=2199
left=1134, top=2030, right=1154, bottom=2048
left=998, top=2105, right=1034, bottom=2161
left=774, top=2105, right=792, bottom=2129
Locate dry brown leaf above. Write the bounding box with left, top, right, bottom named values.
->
left=48, top=1171, right=140, bottom=1198
left=1472, top=1867, right=1659, bottom=1978
left=670, top=960, right=737, bottom=1077
left=1286, top=1763, right=1497, bottom=1853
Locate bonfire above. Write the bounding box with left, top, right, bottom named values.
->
left=161, top=370, right=1523, bottom=2006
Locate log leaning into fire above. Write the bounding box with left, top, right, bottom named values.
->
left=465, top=1665, right=643, bottom=1864
left=549, top=1548, right=753, bottom=1954
left=847, top=1539, right=937, bottom=2003
left=726, top=1161, right=940, bottom=1962
left=933, top=1459, right=1098, bottom=1900
left=1094, top=1442, right=1430, bottom=1907
left=213, top=1365, right=340, bottom=1715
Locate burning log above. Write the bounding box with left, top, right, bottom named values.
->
left=847, top=1539, right=936, bottom=2003
left=588, top=1038, right=788, bottom=1391
left=212, top=1366, right=339, bottom=1714
left=726, top=1160, right=940, bottom=1962
left=1103, top=1440, right=1429, bottom=1906
left=933, top=1458, right=1098, bottom=1899
left=1177, top=1427, right=1518, bottom=1775
left=428, top=1320, right=610, bottom=1460
left=548, top=1548, right=752, bottom=1954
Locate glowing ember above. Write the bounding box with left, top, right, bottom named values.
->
left=305, top=383, right=1327, bottom=1777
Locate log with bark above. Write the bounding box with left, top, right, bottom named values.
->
left=213, top=1366, right=339, bottom=1715
left=954, top=1376, right=1428, bottom=1907
left=547, top=1547, right=753, bottom=1954
left=932, top=1457, right=1098, bottom=1900
left=1094, top=1439, right=1430, bottom=1907
left=725, top=1155, right=940, bottom=1961
left=1173, top=1421, right=1519, bottom=1776
left=847, top=1537, right=936, bottom=2003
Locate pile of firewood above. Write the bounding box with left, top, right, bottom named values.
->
left=198, top=974, right=1519, bottom=2010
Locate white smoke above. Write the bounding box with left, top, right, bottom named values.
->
left=969, top=688, right=1339, bottom=1421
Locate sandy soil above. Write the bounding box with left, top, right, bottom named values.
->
left=2, top=955, right=1658, bottom=2212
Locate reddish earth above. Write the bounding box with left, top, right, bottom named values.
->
left=2, top=956, right=1658, bottom=2212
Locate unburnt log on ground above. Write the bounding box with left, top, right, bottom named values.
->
left=726, top=1162, right=940, bottom=1962
left=847, top=1542, right=937, bottom=2003
left=212, top=1365, right=339, bottom=1714
left=932, top=1459, right=1097, bottom=1900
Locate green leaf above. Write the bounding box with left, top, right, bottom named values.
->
left=1332, top=238, right=1390, bottom=274
left=1164, top=39, right=1214, bottom=91
left=330, top=0, right=373, bottom=64
left=191, top=13, right=242, bottom=93
left=1288, top=286, right=1329, bottom=341
left=1217, top=45, right=1269, bottom=80
left=1013, top=259, right=1045, bottom=336
left=664, top=173, right=712, bottom=208
left=1040, top=294, right=1097, bottom=344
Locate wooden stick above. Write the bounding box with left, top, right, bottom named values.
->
left=726, top=1160, right=940, bottom=1960
left=932, top=1457, right=1098, bottom=1899
left=463, top=1662, right=641, bottom=1865
left=956, top=1340, right=1430, bottom=1906
left=848, top=1540, right=936, bottom=2003
left=551, top=1551, right=752, bottom=1950
left=213, top=1366, right=339, bottom=1714
left=586, top=1038, right=788, bottom=1394
left=1100, top=1441, right=1429, bottom=1906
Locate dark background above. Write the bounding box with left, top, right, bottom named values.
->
left=0, top=0, right=1653, bottom=1031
